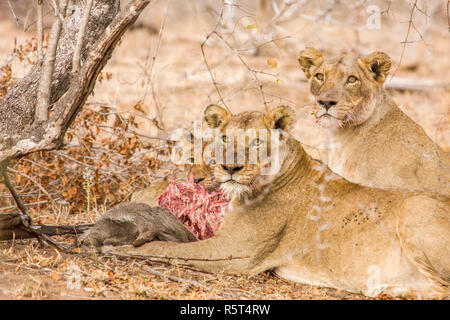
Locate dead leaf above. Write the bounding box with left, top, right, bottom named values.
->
left=267, top=58, right=277, bottom=68
left=51, top=272, right=61, bottom=281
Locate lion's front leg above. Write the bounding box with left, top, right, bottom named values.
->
left=100, top=236, right=254, bottom=274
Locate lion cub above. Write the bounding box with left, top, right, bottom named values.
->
left=131, top=132, right=219, bottom=206
left=103, top=105, right=449, bottom=299
left=298, top=48, right=449, bottom=196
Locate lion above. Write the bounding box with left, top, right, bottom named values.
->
left=102, top=105, right=449, bottom=299
left=298, top=48, right=450, bottom=196
left=131, top=131, right=219, bottom=207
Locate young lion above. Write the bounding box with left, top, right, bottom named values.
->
left=298, top=48, right=449, bottom=196
left=101, top=105, right=449, bottom=298
left=131, top=132, right=219, bottom=206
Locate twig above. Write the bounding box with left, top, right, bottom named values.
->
left=37, top=0, right=44, bottom=62
left=210, top=31, right=282, bottom=110
left=0, top=200, right=49, bottom=211
left=0, top=163, right=70, bottom=251
left=72, top=0, right=94, bottom=73
left=7, top=0, right=20, bottom=26
left=390, top=0, right=419, bottom=79
left=259, top=84, right=268, bottom=112
left=141, top=0, right=171, bottom=133
left=200, top=1, right=232, bottom=114
left=139, top=263, right=212, bottom=291
left=381, top=0, right=392, bottom=15
left=103, top=251, right=249, bottom=263
left=7, top=167, right=56, bottom=208
left=263, top=0, right=297, bottom=30
left=35, top=0, right=69, bottom=122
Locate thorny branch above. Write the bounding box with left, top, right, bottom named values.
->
left=201, top=1, right=232, bottom=114
left=7, top=0, right=20, bottom=26
left=139, top=263, right=212, bottom=291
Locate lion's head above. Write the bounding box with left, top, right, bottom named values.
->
left=203, top=104, right=295, bottom=200
left=178, top=131, right=219, bottom=192
left=298, top=48, right=391, bottom=129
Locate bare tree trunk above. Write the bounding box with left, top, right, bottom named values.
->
left=0, top=0, right=118, bottom=139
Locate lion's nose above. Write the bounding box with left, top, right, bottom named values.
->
left=221, top=164, right=243, bottom=175
left=318, top=100, right=337, bottom=111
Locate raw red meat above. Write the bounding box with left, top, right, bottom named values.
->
left=158, top=173, right=229, bottom=240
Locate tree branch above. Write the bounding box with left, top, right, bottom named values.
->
left=0, top=211, right=92, bottom=241
left=72, top=0, right=94, bottom=73
left=1, top=163, right=69, bottom=251
left=35, top=0, right=68, bottom=122
left=36, top=0, right=44, bottom=62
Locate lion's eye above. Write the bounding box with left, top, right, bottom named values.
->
left=222, top=135, right=228, bottom=143
left=250, top=138, right=264, bottom=147
left=187, top=157, right=195, bottom=164
left=347, top=75, right=358, bottom=84
left=314, top=73, right=324, bottom=81
left=208, top=158, right=216, bottom=166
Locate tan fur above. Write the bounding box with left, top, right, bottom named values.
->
left=298, top=48, right=450, bottom=196
left=103, top=106, right=449, bottom=298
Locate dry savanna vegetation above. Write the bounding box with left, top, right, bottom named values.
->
left=0, top=0, right=448, bottom=300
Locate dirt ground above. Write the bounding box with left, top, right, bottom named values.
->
left=0, top=0, right=448, bottom=300
left=0, top=241, right=373, bottom=300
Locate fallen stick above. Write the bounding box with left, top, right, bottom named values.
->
left=139, top=263, right=212, bottom=291
left=385, top=76, right=450, bottom=91
left=0, top=211, right=93, bottom=241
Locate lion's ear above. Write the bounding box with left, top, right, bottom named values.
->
left=357, top=51, right=391, bottom=85
left=264, top=105, right=295, bottom=135
left=204, top=104, right=231, bottom=129
left=298, top=47, right=325, bottom=79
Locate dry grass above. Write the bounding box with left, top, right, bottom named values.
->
left=0, top=240, right=374, bottom=300
left=0, top=0, right=448, bottom=300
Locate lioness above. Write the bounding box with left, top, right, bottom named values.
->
left=102, top=105, right=449, bottom=298
left=298, top=48, right=450, bottom=196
